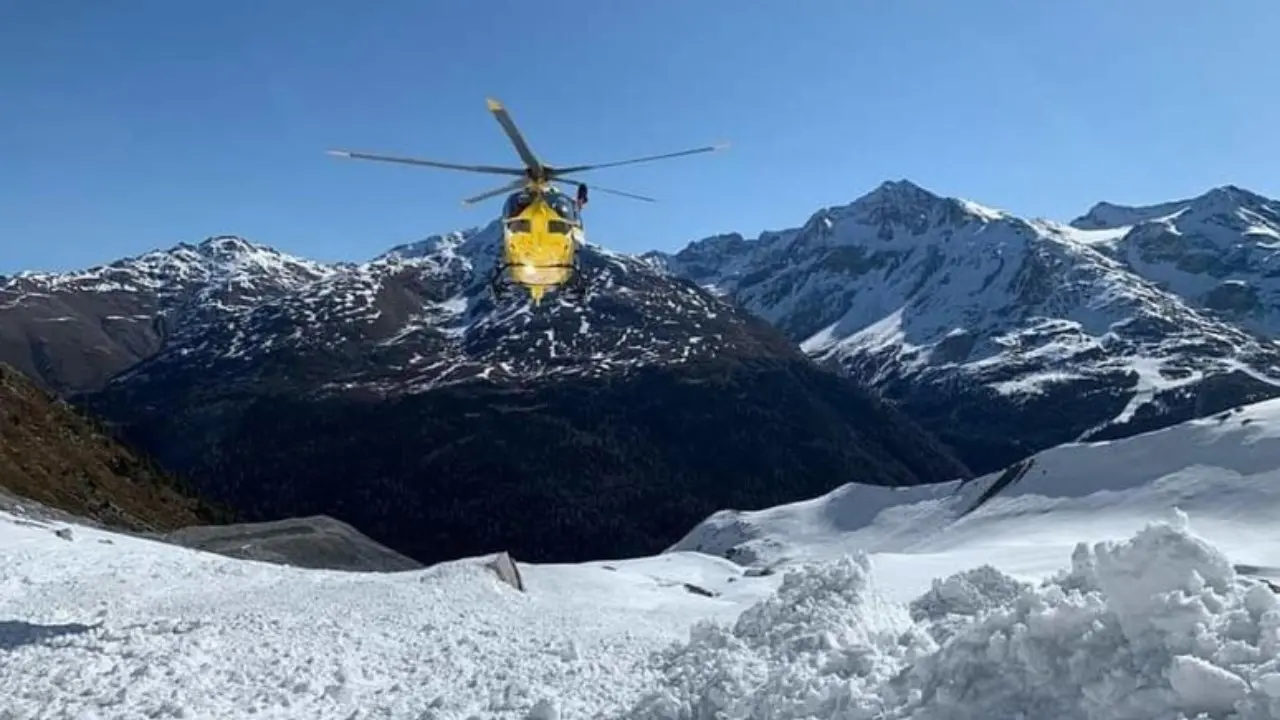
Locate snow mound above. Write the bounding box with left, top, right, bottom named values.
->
left=673, top=396, right=1280, bottom=577
left=625, top=514, right=1280, bottom=720
left=627, top=553, right=922, bottom=720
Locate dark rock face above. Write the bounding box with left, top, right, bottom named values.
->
left=2, top=223, right=968, bottom=565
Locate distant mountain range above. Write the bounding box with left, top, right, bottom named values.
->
left=647, top=181, right=1280, bottom=471
left=3, top=179, right=1277, bottom=563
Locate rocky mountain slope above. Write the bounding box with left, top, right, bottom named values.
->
left=0, top=227, right=968, bottom=565
left=0, top=363, right=230, bottom=531
left=647, top=181, right=1280, bottom=473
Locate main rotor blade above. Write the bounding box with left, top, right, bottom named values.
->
left=556, top=180, right=655, bottom=202
left=486, top=98, right=543, bottom=175
left=327, top=149, right=525, bottom=176
left=554, top=142, right=728, bottom=175
left=462, top=179, right=526, bottom=206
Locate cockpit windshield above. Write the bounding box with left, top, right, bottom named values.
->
left=502, top=188, right=579, bottom=222
left=502, top=190, right=533, bottom=219
left=543, top=191, right=579, bottom=221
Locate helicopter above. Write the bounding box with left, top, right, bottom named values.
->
left=328, top=97, right=726, bottom=304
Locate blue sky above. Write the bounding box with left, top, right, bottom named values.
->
left=2, top=1, right=1277, bottom=274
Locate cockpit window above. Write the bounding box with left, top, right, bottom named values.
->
left=545, top=192, right=578, bottom=221
left=502, top=188, right=580, bottom=222
left=503, top=191, right=534, bottom=219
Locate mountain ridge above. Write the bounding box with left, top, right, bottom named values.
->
left=648, top=179, right=1280, bottom=472
left=1, top=221, right=970, bottom=565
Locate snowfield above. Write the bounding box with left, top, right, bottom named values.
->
left=7, top=400, right=1280, bottom=718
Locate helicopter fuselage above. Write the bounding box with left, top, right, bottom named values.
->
left=497, top=186, right=585, bottom=304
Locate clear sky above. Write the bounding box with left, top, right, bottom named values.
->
left=2, top=1, right=1277, bottom=274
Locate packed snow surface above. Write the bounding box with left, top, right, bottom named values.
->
left=7, top=399, right=1280, bottom=718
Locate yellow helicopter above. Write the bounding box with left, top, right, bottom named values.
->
left=329, top=97, right=727, bottom=304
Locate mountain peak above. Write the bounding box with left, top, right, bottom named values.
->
left=1202, top=183, right=1263, bottom=202
left=1068, top=199, right=1181, bottom=231
left=174, top=235, right=295, bottom=265
left=1188, top=184, right=1275, bottom=218
left=855, top=179, right=942, bottom=209
left=844, top=179, right=1010, bottom=231
left=197, top=235, right=255, bottom=253
left=1070, top=184, right=1277, bottom=231
left=374, top=224, right=496, bottom=264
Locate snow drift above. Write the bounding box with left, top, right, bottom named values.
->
left=628, top=513, right=1280, bottom=720
left=673, top=396, right=1280, bottom=578
left=5, top=511, right=1280, bottom=718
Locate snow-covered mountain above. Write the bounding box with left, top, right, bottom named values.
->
left=0, top=226, right=967, bottom=567
left=107, top=225, right=798, bottom=398
left=1068, top=185, right=1280, bottom=336
left=0, top=236, right=337, bottom=393
left=647, top=180, right=1280, bottom=473
left=8, top=178, right=1280, bottom=563
left=6, top=396, right=1280, bottom=719
left=0, top=229, right=772, bottom=396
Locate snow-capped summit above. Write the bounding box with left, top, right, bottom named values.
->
left=1070, top=184, right=1278, bottom=232
left=843, top=179, right=1012, bottom=233
left=1069, top=198, right=1192, bottom=231
left=853, top=178, right=944, bottom=216
left=6, top=234, right=334, bottom=296
left=373, top=225, right=494, bottom=266
left=1066, top=185, right=1280, bottom=336
left=0, top=235, right=339, bottom=392
left=0, top=223, right=779, bottom=395
left=652, top=180, right=1280, bottom=473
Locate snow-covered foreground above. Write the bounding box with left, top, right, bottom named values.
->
left=6, top=401, right=1280, bottom=718
left=675, top=398, right=1280, bottom=594
left=0, top=511, right=764, bottom=719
